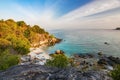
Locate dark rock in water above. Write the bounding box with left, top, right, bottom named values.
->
left=115, top=27, right=120, bottom=30
left=98, top=52, right=103, bottom=56
left=55, top=38, right=62, bottom=43
left=104, top=42, right=110, bottom=45
left=0, top=65, right=113, bottom=80
left=74, top=53, right=94, bottom=59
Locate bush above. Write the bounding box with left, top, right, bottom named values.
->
left=0, top=49, right=19, bottom=70
left=0, top=38, right=11, bottom=49
left=110, top=65, right=120, bottom=80
left=24, top=29, right=31, bottom=38
left=31, top=25, right=45, bottom=34
left=17, top=21, right=26, bottom=27
left=46, top=54, right=69, bottom=68
left=6, top=34, right=30, bottom=55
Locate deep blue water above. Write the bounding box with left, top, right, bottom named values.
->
left=46, top=29, right=120, bottom=57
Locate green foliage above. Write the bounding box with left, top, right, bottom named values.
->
left=50, top=34, right=55, bottom=38
left=24, top=28, right=31, bottom=38
left=0, top=18, right=52, bottom=70
left=110, top=65, right=120, bottom=80
left=0, top=38, right=11, bottom=49
left=31, top=25, right=45, bottom=34
left=46, top=54, right=69, bottom=68
left=6, top=34, right=30, bottom=55
left=17, top=21, right=26, bottom=27
left=0, top=49, right=19, bottom=70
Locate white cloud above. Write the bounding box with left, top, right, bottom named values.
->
left=59, top=0, right=120, bottom=21
left=4, top=0, right=120, bottom=30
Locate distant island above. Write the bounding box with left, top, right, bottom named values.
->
left=115, top=27, right=120, bottom=30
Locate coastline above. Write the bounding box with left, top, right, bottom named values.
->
left=20, top=38, right=62, bottom=65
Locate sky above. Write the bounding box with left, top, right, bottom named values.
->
left=0, top=0, right=120, bottom=30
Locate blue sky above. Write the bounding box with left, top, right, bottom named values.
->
left=0, top=0, right=120, bottom=29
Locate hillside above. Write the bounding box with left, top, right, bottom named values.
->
left=0, top=19, right=61, bottom=70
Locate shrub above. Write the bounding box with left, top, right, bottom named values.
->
left=110, top=65, right=120, bottom=80
left=17, top=21, right=26, bottom=27
left=46, top=54, right=69, bottom=68
left=31, top=25, right=45, bottom=34
left=24, top=29, right=31, bottom=38
left=0, top=38, right=11, bottom=49
left=6, top=34, right=30, bottom=55
left=0, top=49, right=19, bottom=70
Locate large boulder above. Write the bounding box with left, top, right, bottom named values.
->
left=55, top=50, right=64, bottom=54
left=0, top=65, right=113, bottom=80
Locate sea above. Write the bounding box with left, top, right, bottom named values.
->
left=46, top=29, right=120, bottom=57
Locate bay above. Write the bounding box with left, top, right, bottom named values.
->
left=47, top=29, right=120, bottom=57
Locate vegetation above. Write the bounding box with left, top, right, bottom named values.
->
left=110, top=65, right=120, bottom=80
left=46, top=54, right=69, bottom=68
left=0, top=19, right=51, bottom=70
left=0, top=49, right=19, bottom=70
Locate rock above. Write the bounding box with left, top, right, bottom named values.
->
left=75, top=53, right=94, bottom=59
left=115, top=27, right=120, bottom=30
left=55, top=50, right=64, bottom=54
left=97, top=57, right=116, bottom=66
left=98, top=52, right=103, bottom=56
left=86, top=54, right=94, bottom=58
left=49, top=38, right=62, bottom=46
left=105, top=65, right=113, bottom=70
left=98, top=58, right=108, bottom=65
left=97, top=56, right=120, bottom=66
left=104, top=42, right=110, bottom=45
left=21, top=55, right=31, bottom=62
left=55, top=38, right=62, bottom=43
left=0, top=65, right=113, bottom=80
left=108, top=56, right=120, bottom=64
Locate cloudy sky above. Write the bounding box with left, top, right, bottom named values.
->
left=0, top=0, right=120, bottom=30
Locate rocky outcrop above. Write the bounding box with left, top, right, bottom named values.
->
left=98, top=56, right=120, bottom=66
left=0, top=65, right=113, bottom=80
left=73, top=53, right=120, bottom=71
left=48, top=38, right=62, bottom=46
left=55, top=50, right=64, bottom=54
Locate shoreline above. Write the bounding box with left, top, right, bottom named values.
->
left=20, top=45, right=51, bottom=65
left=20, top=38, right=62, bottom=65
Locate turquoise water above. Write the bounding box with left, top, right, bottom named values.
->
left=47, top=29, right=120, bottom=57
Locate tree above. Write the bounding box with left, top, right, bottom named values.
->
left=6, top=34, right=30, bottom=55
left=24, top=28, right=31, bottom=38
left=0, top=38, right=11, bottom=50
left=31, top=25, right=45, bottom=34
left=17, top=21, right=26, bottom=27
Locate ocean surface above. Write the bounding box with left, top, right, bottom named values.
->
left=46, top=29, right=120, bottom=57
